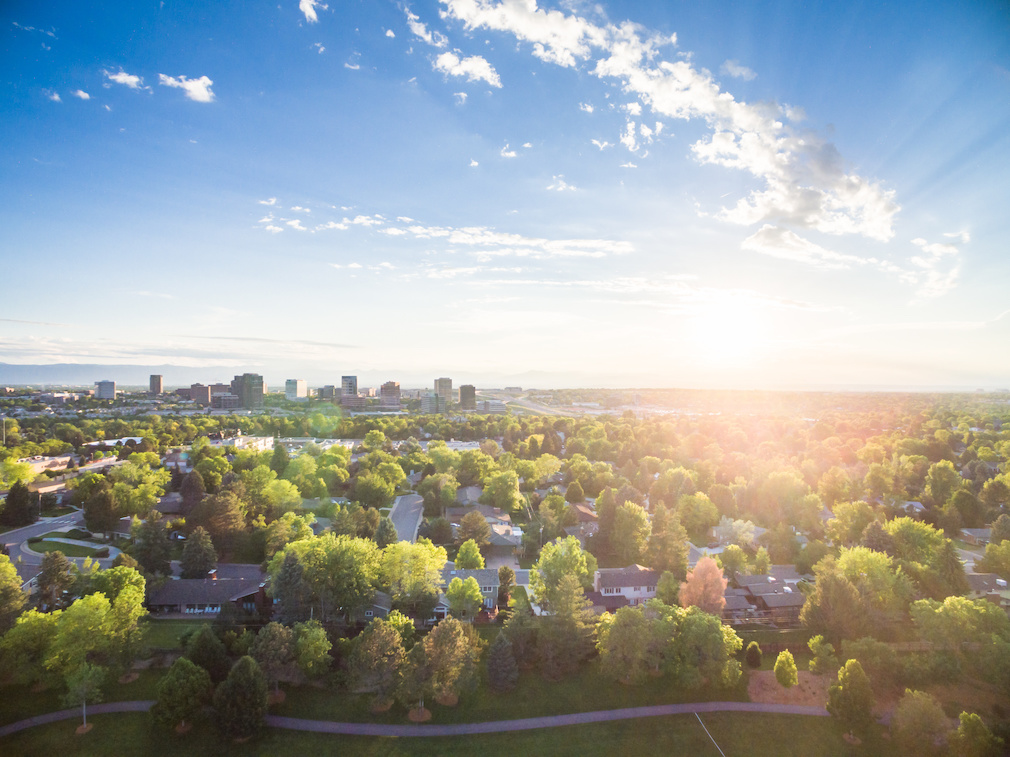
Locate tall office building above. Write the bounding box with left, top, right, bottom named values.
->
left=380, top=381, right=401, bottom=408
left=341, top=375, right=358, bottom=397
left=434, top=377, right=453, bottom=406
left=95, top=380, right=116, bottom=400
left=420, top=393, right=442, bottom=414
left=231, top=373, right=265, bottom=409
left=190, top=383, right=212, bottom=405
left=285, top=379, right=307, bottom=400
left=149, top=374, right=163, bottom=394
left=318, top=385, right=338, bottom=400
left=459, top=384, right=476, bottom=411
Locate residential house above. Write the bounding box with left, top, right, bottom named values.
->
left=960, top=528, right=992, bottom=546
left=591, top=564, right=659, bottom=607
left=146, top=574, right=268, bottom=617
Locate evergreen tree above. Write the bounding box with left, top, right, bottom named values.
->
left=213, top=656, right=268, bottom=740
left=486, top=632, right=519, bottom=693
left=949, top=711, right=1004, bottom=757
left=250, top=622, right=294, bottom=693
left=180, top=526, right=217, bottom=579
left=180, top=470, right=206, bottom=514
left=185, top=624, right=231, bottom=683
left=745, top=641, right=762, bottom=668
left=808, top=634, right=839, bottom=675
left=0, top=480, right=37, bottom=528
left=38, top=550, right=75, bottom=610
left=83, top=488, right=119, bottom=537
left=270, top=444, right=290, bottom=475
left=272, top=550, right=309, bottom=625
left=374, top=517, right=398, bottom=548
left=827, top=659, right=875, bottom=740
left=774, top=650, right=798, bottom=688
left=151, top=657, right=212, bottom=730
left=133, top=510, right=172, bottom=576
left=0, top=553, right=28, bottom=634
left=648, top=507, right=689, bottom=578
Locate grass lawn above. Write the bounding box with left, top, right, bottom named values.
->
left=31, top=541, right=102, bottom=558
left=141, top=618, right=211, bottom=650
left=0, top=710, right=878, bottom=756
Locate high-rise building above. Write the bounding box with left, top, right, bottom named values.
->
left=341, top=375, right=358, bottom=397
left=459, top=384, right=476, bottom=411
left=285, top=379, right=307, bottom=400
left=190, top=383, right=212, bottom=405
left=318, top=385, right=338, bottom=400
left=380, top=381, right=401, bottom=408
left=231, top=373, right=265, bottom=409
left=434, top=377, right=453, bottom=406
left=149, top=374, right=163, bottom=394
left=95, top=380, right=116, bottom=400
left=420, top=393, right=442, bottom=414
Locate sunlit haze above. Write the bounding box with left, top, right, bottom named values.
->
left=3, top=1, right=1009, bottom=389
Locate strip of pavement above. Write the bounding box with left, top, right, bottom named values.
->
left=0, top=700, right=828, bottom=739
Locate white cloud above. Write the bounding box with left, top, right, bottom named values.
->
left=316, top=221, right=349, bottom=230
left=265, top=225, right=284, bottom=234
left=442, top=0, right=901, bottom=243
left=944, top=230, right=971, bottom=244
left=348, top=262, right=362, bottom=268
left=620, top=162, right=637, bottom=168
left=546, top=175, right=576, bottom=191
left=158, top=74, right=215, bottom=102
left=299, top=0, right=327, bottom=24
left=579, top=102, right=594, bottom=113
left=433, top=51, right=501, bottom=87
left=290, top=206, right=311, bottom=213
left=382, top=228, right=408, bottom=236
left=397, top=221, right=632, bottom=259
left=591, top=139, right=612, bottom=150
left=523, top=142, right=532, bottom=148
left=386, top=29, right=396, bottom=38
left=104, top=105, right=112, bottom=111
left=454, top=91, right=468, bottom=104
left=104, top=69, right=145, bottom=89
left=72, top=89, right=90, bottom=100
left=347, top=215, right=383, bottom=226
left=624, top=102, right=642, bottom=116
left=259, top=197, right=277, bottom=206
left=907, top=236, right=963, bottom=297
left=286, top=219, right=307, bottom=231
left=470, top=159, right=479, bottom=167
left=46, top=91, right=61, bottom=102
left=500, top=143, right=517, bottom=158
left=720, top=59, right=756, bottom=81
left=405, top=8, right=448, bottom=48
left=620, top=121, right=638, bottom=152
left=741, top=225, right=868, bottom=270
left=312, top=42, right=325, bottom=54
left=345, top=61, right=361, bottom=70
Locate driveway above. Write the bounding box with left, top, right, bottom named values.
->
left=389, top=494, right=424, bottom=543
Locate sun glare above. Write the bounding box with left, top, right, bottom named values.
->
left=687, top=297, right=768, bottom=368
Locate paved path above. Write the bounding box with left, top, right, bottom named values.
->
left=389, top=493, right=424, bottom=543
left=0, top=700, right=827, bottom=739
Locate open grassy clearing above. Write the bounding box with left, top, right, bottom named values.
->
left=30, top=541, right=102, bottom=558
left=0, top=710, right=874, bottom=757
left=0, top=670, right=163, bottom=727
left=141, top=618, right=210, bottom=650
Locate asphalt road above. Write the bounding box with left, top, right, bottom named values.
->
left=389, top=493, right=424, bottom=543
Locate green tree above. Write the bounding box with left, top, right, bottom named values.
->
left=189, top=491, right=247, bottom=557
left=271, top=550, right=309, bottom=625
left=0, top=480, right=38, bottom=528
left=45, top=593, right=113, bottom=677
left=185, top=624, right=231, bottom=683
left=380, top=539, right=447, bottom=617
left=718, top=544, right=748, bottom=579
left=656, top=571, right=680, bottom=606
left=596, top=605, right=666, bottom=685
left=990, top=513, right=1010, bottom=544
left=63, top=662, right=105, bottom=729
left=38, top=550, right=75, bottom=610
left=133, top=510, right=172, bottom=575
left=925, top=460, right=961, bottom=506
left=180, top=526, right=217, bottom=579
left=745, top=641, right=762, bottom=668
left=292, top=620, right=331, bottom=679
left=250, top=622, right=294, bottom=694
left=0, top=608, right=60, bottom=687
left=446, top=576, right=483, bottom=620
left=536, top=573, right=596, bottom=680
left=213, top=656, right=268, bottom=740
left=455, top=539, right=484, bottom=570
left=774, top=649, right=798, bottom=688
left=949, top=711, right=1004, bottom=757
left=647, top=507, right=689, bottom=578
left=565, top=480, right=584, bottom=503
left=480, top=470, right=524, bottom=515
left=264, top=512, right=315, bottom=560
left=827, top=659, right=875, bottom=740
left=612, top=501, right=651, bottom=564
left=752, top=546, right=771, bottom=574
left=424, top=616, right=484, bottom=703
left=530, top=535, right=596, bottom=611
left=350, top=617, right=405, bottom=708
left=807, top=634, right=839, bottom=675
left=83, top=488, right=119, bottom=538
left=151, top=657, right=212, bottom=731
left=486, top=632, right=519, bottom=693
left=180, top=469, right=206, bottom=513
left=362, top=430, right=387, bottom=452
left=457, top=509, right=491, bottom=548
left=270, top=443, right=290, bottom=475
left=0, top=553, right=28, bottom=634
left=418, top=473, right=458, bottom=517
left=353, top=473, right=395, bottom=509
left=891, top=689, right=948, bottom=756
left=800, top=564, right=871, bottom=644
left=374, top=517, right=398, bottom=548
left=497, top=565, right=515, bottom=609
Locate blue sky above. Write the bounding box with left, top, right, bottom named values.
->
left=3, top=0, right=1009, bottom=389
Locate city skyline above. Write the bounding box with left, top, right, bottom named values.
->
left=3, top=1, right=1009, bottom=390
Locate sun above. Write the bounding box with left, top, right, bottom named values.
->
left=686, top=295, right=769, bottom=368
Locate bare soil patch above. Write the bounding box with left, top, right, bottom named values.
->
left=435, top=692, right=459, bottom=707
left=370, top=699, right=393, bottom=714
left=408, top=707, right=432, bottom=722
left=748, top=670, right=830, bottom=708
left=75, top=723, right=93, bottom=736
left=268, top=690, right=286, bottom=705
left=174, top=722, right=193, bottom=735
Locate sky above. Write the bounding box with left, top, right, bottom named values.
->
left=2, top=0, right=1010, bottom=390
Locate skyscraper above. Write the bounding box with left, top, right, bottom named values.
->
left=435, top=377, right=453, bottom=406
left=380, top=381, right=400, bottom=408
left=285, top=379, right=307, bottom=400
left=95, top=380, right=116, bottom=400
left=231, top=373, right=265, bottom=409
left=459, top=384, right=476, bottom=411
left=149, top=374, right=163, bottom=394
left=341, top=375, right=358, bottom=397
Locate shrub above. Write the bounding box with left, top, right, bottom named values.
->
left=774, top=650, right=798, bottom=688
left=94, top=547, right=110, bottom=558
left=745, top=641, right=763, bottom=668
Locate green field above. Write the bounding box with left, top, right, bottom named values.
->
left=0, top=711, right=876, bottom=757
left=32, top=541, right=102, bottom=558
left=141, top=619, right=211, bottom=650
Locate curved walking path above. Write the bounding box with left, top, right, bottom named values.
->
left=0, top=700, right=827, bottom=739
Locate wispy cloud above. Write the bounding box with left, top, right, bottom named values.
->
left=405, top=8, right=448, bottom=48
left=46, top=90, right=61, bottom=102
left=579, top=102, right=594, bottom=113
left=135, top=291, right=174, bottom=299
left=72, top=89, right=90, bottom=100
left=720, top=59, right=756, bottom=81
left=299, top=0, right=327, bottom=24
left=433, top=51, right=501, bottom=87
left=500, top=143, right=517, bottom=158
left=259, top=197, right=277, bottom=206
left=312, top=42, right=325, bottom=54
left=742, top=225, right=868, bottom=270
left=0, top=317, right=69, bottom=327
left=546, top=175, right=576, bottom=191
left=454, top=91, right=468, bottom=104
left=158, top=74, right=215, bottom=102
left=591, top=139, right=611, bottom=150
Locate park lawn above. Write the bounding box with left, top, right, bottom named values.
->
left=141, top=618, right=211, bottom=650
left=274, top=657, right=749, bottom=726
left=0, top=710, right=876, bottom=757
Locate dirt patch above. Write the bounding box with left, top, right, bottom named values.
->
left=268, top=689, right=286, bottom=705
left=408, top=708, right=432, bottom=722
left=748, top=670, right=830, bottom=707
left=75, top=723, right=93, bottom=736
left=370, top=699, right=393, bottom=714
left=435, top=692, right=459, bottom=707
left=174, top=722, right=193, bottom=735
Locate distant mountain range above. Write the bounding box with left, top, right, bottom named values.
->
left=0, top=363, right=241, bottom=388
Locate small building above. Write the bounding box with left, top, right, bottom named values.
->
left=754, top=590, right=806, bottom=626
left=960, top=528, right=992, bottom=546
left=146, top=576, right=268, bottom=617
left=593, top=564, right=659, bottom=607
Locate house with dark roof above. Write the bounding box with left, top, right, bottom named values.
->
left=146, top=576, right=267, bottom=617
left=754, top=590, right=806, bottom=625
left=966, top=572, right=1009, bottom=608
left=446, top=504, right=511, bottom=526
left=960, top=528, right=991, bottom=546
left=593, top=565, right=659, bottom=607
